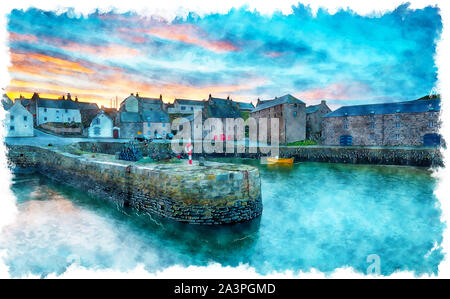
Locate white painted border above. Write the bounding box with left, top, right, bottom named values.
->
left=0, top=0, right=448, bottom=279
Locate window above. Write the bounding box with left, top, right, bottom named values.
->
left=370, top=134, right=375, bottom=140
left=395, top=114, right=400, bottom=120
left=293, top=111, right=297, bottom=117
left=148, top=122, right=151, bottom=127
left=23, top=116, right=27, bottom=121
left=344, top=123, right=348, bottom=129
left=44, top=117, right=47, bottom=121
left=370, top=122, right=375, bottom=129
left=395, top=134, right=400, bottom=141
left=44, top=108, right=47, bottom=112
left=95, top=118, right=100, bottom=125
left=429, top=121, right=434, bottom=128
left=162, top=123, right=166, bottom=127
left=56, top=110, right=59, bottom=113
left=65, top=109, right=68, bottom=113
left=181, top=106, right=186, bottom=110
left=370, top=115, right=375, bottom=121
left=395, top=122, right=400, bottom=128
left=190, top=107, right=193, bottom=110
left=10, top=126, right=14, bottom=131
left=94, top=127, right=101, bottom=136
left=10, top=115, right=14, bottom=121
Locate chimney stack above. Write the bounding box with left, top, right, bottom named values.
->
left=160, top=94, right=162, bottom=100
left=208, top=94, right=211, bottom=100
left=75, top=96, right=78, bottom=102
left=321, top=100, right=326, bottom=105
left=136, top=92, right=139, bottom=97
left=67, top=93, right=72, bottom=101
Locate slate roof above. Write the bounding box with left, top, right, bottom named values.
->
left=306, top=104, right=321, bottom=114
left=37, top=98, right=79, bottom=109
left=252, top=94, right=305, bottom=113
left=175, top=99, right=204, bottom=106
left=80, top=109, right=100, bottom=127
left=205, top=97, right=242, bottom=118
left=77, top=101, right=99, bottom=110
left=324, top=98, right=441, bottom=118
left=142, top=110, right=170, bottom=123
left=236, top=101, right=255, bottom=110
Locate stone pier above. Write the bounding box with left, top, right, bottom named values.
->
left=6, top=145, right=263, bottom=225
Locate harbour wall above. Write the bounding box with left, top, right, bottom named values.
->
left=75, top=141, right=443, bottom=167
left=6, top=145, right=262, bottom=225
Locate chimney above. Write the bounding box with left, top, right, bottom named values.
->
left=67, top=93, right=72, bottom=101
left=227, top=96, right=230, bottom=100
left=131, top=93, right=134, bottom=96
left=136, top=92, right=139, bottom=97
left=62, top=95, right=65, bottom=100
left=321, top=100, right=326, bottom=105
left=75, top=96, right=78, bottom=102
left=208, top=94, right=211, bottom=100
left=160, top=94, right=162, bottom=100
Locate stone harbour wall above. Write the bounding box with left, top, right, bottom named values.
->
left=6, top=145, right=262, bottom=225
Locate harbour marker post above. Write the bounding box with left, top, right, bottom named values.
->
left=185, top=141, right=193, bottom=165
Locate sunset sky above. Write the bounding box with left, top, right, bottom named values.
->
left=5, top=3, right=442, bottom=108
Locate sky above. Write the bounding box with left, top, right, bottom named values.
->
left=4, top=3, right=442, bottom=108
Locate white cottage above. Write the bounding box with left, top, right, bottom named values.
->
left=4, top=101, right=34, bottom=137
left=36, top=98, right=81, bottom=125
left=88, top=112, right=113, bottom=138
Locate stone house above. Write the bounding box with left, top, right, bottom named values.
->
left=142, top=110, right=171, bottom=138
left=251, top=94, right=306, bottom=144
left=168, top=98, right=204, bottom=114
left=322, top=96, right=441, bottom=146
left=88, top=111, right=114, bottom=138
left=118, top=93, right=169, bottom=138
left=203, top=95, right=242, bottom=141
left=36, top=97, right=81, bottom=126
left=306, top=100, right=331, bottom=142
left=4, top=100, right=34, bottom=137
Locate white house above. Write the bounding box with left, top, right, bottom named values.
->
left=4, top=101, right=34, bottom=137
left=36, top=98, right=81, bottom=126
left=88, top=112, right=113, bottom=138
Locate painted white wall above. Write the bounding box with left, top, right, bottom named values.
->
left=37, top=107, right=81, bottom=125
left=88, top=113, right=113, bottom=138
left=168, top=102, right=203, bottom=114
left=4, top=102, right=34, bottom=137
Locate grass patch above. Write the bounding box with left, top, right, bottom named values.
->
left=286, top=140, right=317, bottom=146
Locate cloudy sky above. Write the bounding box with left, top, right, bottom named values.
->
left=5, top=3, right=442, bottom=108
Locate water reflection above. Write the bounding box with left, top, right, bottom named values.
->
left=0, top=159, right=444, bottom=277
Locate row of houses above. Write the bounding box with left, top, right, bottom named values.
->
left=3, top=91, right=442, bottom=147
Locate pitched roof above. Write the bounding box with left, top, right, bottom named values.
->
left=236, top=101, right=255, bottom=110
left=306, top=104, right=321, bottom=114
left=324, top=98, right=441, bottom=118
left=77, top=101, right=99, bottom=110
left=37, top=98, right=79, bottom=109
left=142, top=110, right=170, bottom=123
left=206, top=97, right=242, bottom=118
left=175, top=98, right=204, bottom=106
left=252, top=94, right=305, bottom=113
left=80, top=109, right=100, bottom=127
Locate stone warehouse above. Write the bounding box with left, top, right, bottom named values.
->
left=322, top=96, right=441, bottom=146
left=251, top=94, right=306, bottom=144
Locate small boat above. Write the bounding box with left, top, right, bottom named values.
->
left=267, top=157, right=294, bottom=165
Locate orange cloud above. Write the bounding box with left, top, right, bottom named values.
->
left=296, top=82, right=372, bottom=101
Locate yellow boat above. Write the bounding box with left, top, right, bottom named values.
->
left=267, top=157, right=294, bottom=165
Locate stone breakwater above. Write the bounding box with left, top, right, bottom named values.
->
left=6, top=145, right=262, bottom=225
left=73, top=141, right=443, bottom=167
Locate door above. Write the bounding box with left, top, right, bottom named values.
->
left=340, top=135, right=353, bottom=146
left=113, top=128, right=119, bottom=139
left=423, top=134, right=440, bottom=146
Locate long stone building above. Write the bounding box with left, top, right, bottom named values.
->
left=251, top=94, right=306, bottom=144
left=322, top=96, right=441, bottom=146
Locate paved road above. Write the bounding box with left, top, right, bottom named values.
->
left=4, top=129, right=132, bottom=146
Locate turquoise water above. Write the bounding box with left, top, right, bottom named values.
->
left=0, top=160, right=444, bottom=277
